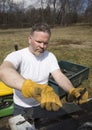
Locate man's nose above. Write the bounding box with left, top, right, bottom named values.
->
left=40, top=42, right=44, bottom=48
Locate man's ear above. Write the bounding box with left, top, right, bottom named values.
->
left=28, top=36, right=32, bottom=44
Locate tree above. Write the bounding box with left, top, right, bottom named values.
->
left=84, top=0, right=92, bottom=23
left=56, top=0, right=87, bottom=26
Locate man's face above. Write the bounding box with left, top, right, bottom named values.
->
left=28, top=31, right=50, bottom=56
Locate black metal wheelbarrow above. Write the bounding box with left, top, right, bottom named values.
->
left=9, top=99, right=92, bottom=130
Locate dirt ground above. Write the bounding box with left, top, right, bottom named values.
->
left=0, top=116, right=12, bottom=130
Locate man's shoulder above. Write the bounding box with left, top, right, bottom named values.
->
left=18, top=47, right=28, bottom=52
left=5, top=48, right=28, bottom=59
left=13, top=47, right=28, bottom=56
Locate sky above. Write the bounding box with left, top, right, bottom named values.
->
left=13, top=0, right=40, bottom=8
left=13, top=0, right=38, bottom=5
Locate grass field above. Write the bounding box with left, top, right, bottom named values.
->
left=0, top=25, right=92, bottom=96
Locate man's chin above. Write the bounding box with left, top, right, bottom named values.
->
left=35, top=52, right=43, bottom=57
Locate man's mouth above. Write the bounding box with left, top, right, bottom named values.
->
left=37, top=49, right=44, bottom=53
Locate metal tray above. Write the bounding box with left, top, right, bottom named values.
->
left=48, top=60, right=89, bottom=96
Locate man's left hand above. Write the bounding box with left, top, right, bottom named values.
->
left=68, top=87, right=89, bottom=104
left=61, top=87, right=88, bottom=105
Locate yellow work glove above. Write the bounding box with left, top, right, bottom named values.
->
left=68, top=87, right=88, bottom=104
left=22, top=79, right=46, bottom=102
left=22, top=80, right=62, bottom=111
left=40, top=86, right=62, bottom=111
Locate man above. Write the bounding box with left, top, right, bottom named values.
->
left=0, top=23, right=88, bottom=116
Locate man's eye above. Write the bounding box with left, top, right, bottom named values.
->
left=37, top=41, right=42, bottom=43
left=44, top=42, right=48, bottom=45
left=36, top=41, right=48, bottom=45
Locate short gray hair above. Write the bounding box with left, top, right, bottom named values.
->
left=30, top=23, right=51, bottom=36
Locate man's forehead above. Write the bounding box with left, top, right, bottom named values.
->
left=31, top=31, right=50, bottom=37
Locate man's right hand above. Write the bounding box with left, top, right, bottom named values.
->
left=21, top=80, right=62, bottom=111
left=40, top=86, right=62, bottom=111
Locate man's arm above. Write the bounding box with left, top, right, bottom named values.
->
left=0, top=61, right=62, bottom=111
left=0, top=61, right=25, bottom=90
left=51, top=68, right=74, bottom=92
left=52, top=69, right=88, bottom=104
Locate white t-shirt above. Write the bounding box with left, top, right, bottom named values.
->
left=4, top=47, right=60, bottom=107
